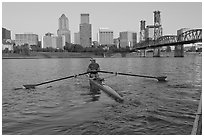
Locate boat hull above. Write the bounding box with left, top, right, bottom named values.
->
left=89, top=79, right=123, bottom=103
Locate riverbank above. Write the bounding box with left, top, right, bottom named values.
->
left=2, top=51, right=201, bottom=59
left=2, top=52, right=103, bottom=59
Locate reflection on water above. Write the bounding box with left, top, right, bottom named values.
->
left=2, top=56, right=202, bottom=135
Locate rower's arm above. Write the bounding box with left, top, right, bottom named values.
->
left=97, top=66, right=100, bottom=71
left=96, top=64, right=100, bottom=71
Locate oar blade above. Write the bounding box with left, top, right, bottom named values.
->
left=22, top=72, right=89, bottom=89
left=23, top=84, right=36, bottom=89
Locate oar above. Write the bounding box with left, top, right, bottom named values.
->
left=98, top=70, right=167, bottom=82
left=23, top=72, right=89, bottom=89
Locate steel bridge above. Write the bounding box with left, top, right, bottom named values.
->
left=136, top=29, right=202, bottom=50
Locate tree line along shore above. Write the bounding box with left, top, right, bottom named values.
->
left=2, top=43, right=201, bottom=59
left=2, top=43, right=132, bottom=59
left=2, top=52, right=104, bottom=59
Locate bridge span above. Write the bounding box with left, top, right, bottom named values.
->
left=135, top=29, right=202, bottom=57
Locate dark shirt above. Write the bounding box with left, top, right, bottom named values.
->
left=88, top=62, right=100, bottom=73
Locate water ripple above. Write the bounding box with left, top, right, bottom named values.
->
left=2, top=56, right=202, bottom=135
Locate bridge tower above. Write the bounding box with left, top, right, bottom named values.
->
left=140, top=20, right=146, bottom=42
left=153, top=11, right=163, bottom=57
left=154, top=10, right=162, bottom=39
left=139, top=20, right=147, bottom=57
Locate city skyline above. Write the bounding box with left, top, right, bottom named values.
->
left=2, top=2, right=202, bottom=43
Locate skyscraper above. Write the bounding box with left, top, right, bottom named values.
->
left=57, top=14, right=71, bottom=43
left=119, top=31, right=137, bottom=49
left=2, top=27, right=11, bottom=40
left=80, top=14, right=92, bottom=47
left=81, top=13, right=89, bottom=24
left=42, top=33, right=65, bottom=49
left=74, top=32, right=80, bottom=44
left=98, top=28, right=114, bottom=45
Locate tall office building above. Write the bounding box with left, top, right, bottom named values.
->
left=42, top=33, right=55, bottom=48
left=2, top=28, right=11, bottom=40
left=74, top=32, right=80, bottom=44
left=57, top=14, right=71, bottom=43
left=119, top=31, right=137, bottom=49
left=81, top=13, right=89, bottom=24
left=80, top=14, right=92, bottom=47
left=15, top=33, right=38, bottom=46
left=42, top=33, right=65, bottom=49
left=98, top=28, right=114, bottom=45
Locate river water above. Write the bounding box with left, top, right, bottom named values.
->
left=2, top=54, right=202, bottom=135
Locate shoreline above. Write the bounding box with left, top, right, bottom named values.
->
left=2, top=52, right=201, bottom=59
left=2, top=52, right=103, bottom=59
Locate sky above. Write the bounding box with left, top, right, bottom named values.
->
left=2, top=2, right=202, bottom=42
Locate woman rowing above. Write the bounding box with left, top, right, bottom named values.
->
left=87, top=58, right=101, bottom=94
left=87, top=58, right=100, bottom=78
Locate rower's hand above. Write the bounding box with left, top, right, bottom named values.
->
left=87, top=70, right=97, bottom=73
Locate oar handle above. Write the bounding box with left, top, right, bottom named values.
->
left=36, top=72, right=89, bottom=86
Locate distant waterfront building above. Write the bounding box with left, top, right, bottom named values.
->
left=57, top=14, right=71, bottom=43
left=119, top=31, right=137, bottom=49
left=15, top=33, right=38, bottom=46
left=42, top=33, right=65, bottom=49
left=98, top=28, right=114, bottom=46
left=74, top=32, right=80, bottom=44
left=80, top=14, right=92, bottom=47
left=2, top=27, right=11, bottom=40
